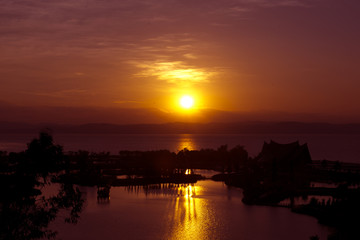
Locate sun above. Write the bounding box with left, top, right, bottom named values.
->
left=180, top=95, right=194, bottom=109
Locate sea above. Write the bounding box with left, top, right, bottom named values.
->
left=46, top=180, right=331, bottom=240
left=2, top=133, right=358, bottom=239
left=1, top=133, right=359, bottom=162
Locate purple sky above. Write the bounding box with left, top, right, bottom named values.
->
left=1, top=0, right=360, bottom=123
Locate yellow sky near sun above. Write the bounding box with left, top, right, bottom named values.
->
left=132, top=61, right=215, bottom=84
left=128, top=60, right=226, bottom=112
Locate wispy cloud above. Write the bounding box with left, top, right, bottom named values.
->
left=183, top=53, right=198, bottom=59
left=130, top=61, right=216, bottom=85
left=113, top=100, right=143, bottom=104
left=236, top=0, right=313, bottom=8
left=137, top=16, right=174, bottom=23
left=1, top=0, right=314, bottom=61
left=208, top=0, right=312, bottom=18
left=28, top=89, right=88, bottom=98
left=229, top=6, right=252, bottom=13
left=146, top=33, right=196, bottom=43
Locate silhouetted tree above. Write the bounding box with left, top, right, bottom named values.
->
left=0, top=131, right=84, bottom=239
left=229, top=145, right=248, bottom=172
left=0, top=181, right=84, bottom=240
left=334, top=161, right=341, bottom=172
left=25, top=131, right=64, bottom=176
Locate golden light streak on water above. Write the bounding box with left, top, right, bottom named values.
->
left=164, top=184, right=214, bottom=240
left=177, top=134, right=196, bottom=151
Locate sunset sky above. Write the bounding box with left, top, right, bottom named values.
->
left=1, top=0, right=359, bottom=124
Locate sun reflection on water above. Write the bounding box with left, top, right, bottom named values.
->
left=177, top=134, right=196, bottom=151
left=166, top=184, right=213, bottom=240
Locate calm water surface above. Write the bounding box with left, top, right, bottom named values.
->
left=49, top=180, right=330, bottom=240
left=1, top=133, right=360, bottom=162
left=1, top=133, right=352, bottom=239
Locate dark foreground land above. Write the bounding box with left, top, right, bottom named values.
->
left=1, top=132, right=360, bottom=239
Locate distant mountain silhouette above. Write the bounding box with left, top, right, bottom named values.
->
left=1, top=104, right=360, bottom=124
left=1, top=121, right=360, bottom=134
